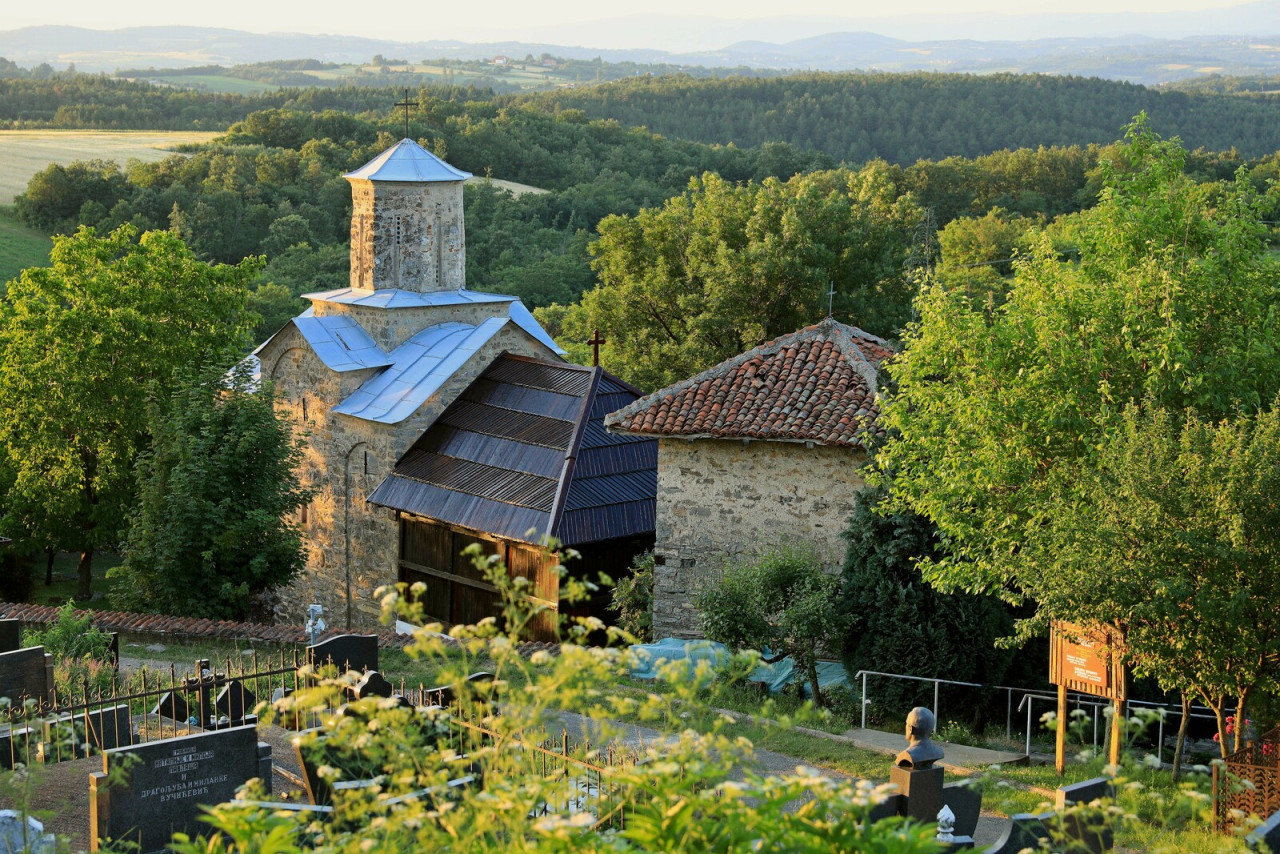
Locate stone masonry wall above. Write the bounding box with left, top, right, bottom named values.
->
left=651, top=439, right=867, bottom=639
left=311, top=300, right=516, bottom=354
left=348, top=179, right=465, bottom=293
left=260, top=322, right=559, bottom=629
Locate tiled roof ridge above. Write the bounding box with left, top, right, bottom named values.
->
left=605, top=317, right=888, bottom=433
left=0, top=601, right=559, bottom=657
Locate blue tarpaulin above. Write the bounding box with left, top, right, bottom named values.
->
left=629, top=638, right=851, bottom=697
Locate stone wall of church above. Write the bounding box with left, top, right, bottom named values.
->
left=348, top=179, right=465, bottom=293
left=650, top=439, right=867, bottom=639
left=310, top=300, right=515, bottom=353
left=262, top=324, right=559, bottom=629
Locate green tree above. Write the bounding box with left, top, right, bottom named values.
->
left=554, top=166, right=920, bottom=391
left=110, top=365, right=310, bottom=619
left=0, top=225, right=259, bottom=599
left=840, top=487, right=1016, bottom=726
left=876, top=119, right=1280, bottom=748
left=695, top=550, right=841, bottom=706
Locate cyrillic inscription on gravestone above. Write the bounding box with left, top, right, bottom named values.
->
left=89, top=724, right=270, bottom=853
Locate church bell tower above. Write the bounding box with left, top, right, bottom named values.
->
left=343, top=139, right=472, bottom=293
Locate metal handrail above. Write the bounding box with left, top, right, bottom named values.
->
left=852, top=670, right=982, bottom=731
left=855, top=669, right=1233, bottom=760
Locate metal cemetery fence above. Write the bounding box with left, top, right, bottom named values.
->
left=1, top=649, right=312, bottom=769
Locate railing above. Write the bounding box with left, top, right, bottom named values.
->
left=855, top=669, right=1228, bottom=759
left=1, top=648, right=318, bottom=769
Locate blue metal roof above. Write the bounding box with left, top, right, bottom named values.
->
left=343, top=139, right=472, bottom=183
left=333, top=319, right=507, bottom=424
left=290, top=314, right=393, bottom=372
left=303, top=287, right=516, bottom=309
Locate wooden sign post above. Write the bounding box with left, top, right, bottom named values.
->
left=1049, top=622, right=1127, bottom=774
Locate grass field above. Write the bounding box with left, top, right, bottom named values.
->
left=149, top=75, right=279, bottom=94
left=0, top=209, right=52, bottom=283
left=0, top=130, right=220, bottom=204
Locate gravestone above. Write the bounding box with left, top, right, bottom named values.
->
left=307, top=634, right=378, bottom=674
left=37, top=704, right=133, bottom=762
left=89, top=724, right=270, bottom=853
left=0, top=619, right=20, bottom=654
left=941, top=780, right=982, bottom=838
left=983, top=812, right=1052, bottom=854
left=0, top=646, right=53, bottom=709
left=0, top=810, right=54, bottom=854
left=215, top=681, right=258, bottom=727
left=350, top=670, right=393, bottom=700
left=1055, top=775, right=1114, bottom=809
left=1246, top=808, right=1280, bottom=852
left=152, top=691, right=193, bottom=725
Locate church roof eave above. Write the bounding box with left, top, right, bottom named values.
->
left=343, top=138, right=473, bottom=183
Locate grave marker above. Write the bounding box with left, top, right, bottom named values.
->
left=307, top=634, right=378, bottom=674
left=89, top=724, right=270, bottom=853
left=215, top=681, right=258, bottom=727
left=0, top=646, right=53, bottom=709
left=0, top=619, right=20, bottom=654
left=37, top=704, right=133, bottom=762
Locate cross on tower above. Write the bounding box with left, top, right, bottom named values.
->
left=394, top=88, right=415, bottom=140
left=587, top=329, right=607, bottom=367
left=827, top=281, right=836, bottom=318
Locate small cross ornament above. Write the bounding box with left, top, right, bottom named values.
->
left=587, top=329, right=607, bottom=367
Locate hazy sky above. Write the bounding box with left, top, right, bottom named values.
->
left=1, top=0, right=1253, bottom=49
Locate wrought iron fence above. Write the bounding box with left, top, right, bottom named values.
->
left=1, top=648, right=313, bottom=769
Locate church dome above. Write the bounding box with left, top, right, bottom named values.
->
left=343, top=138, right=473, bottom=183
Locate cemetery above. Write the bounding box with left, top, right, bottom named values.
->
left=0, top=586, right=1273, bottom=852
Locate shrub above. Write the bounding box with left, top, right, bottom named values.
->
left=695, top=549, right=841, bottom=706
left=610, top=551, right=655, bottom=642
left=21, top=601, right=115, bottom=698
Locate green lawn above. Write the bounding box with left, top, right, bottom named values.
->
left=152, top=75, right=280, bottom=95
left=0, top=210, right=52, bottom=284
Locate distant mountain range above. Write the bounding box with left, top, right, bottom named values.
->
left=5, top=13, right=1280, bottom=86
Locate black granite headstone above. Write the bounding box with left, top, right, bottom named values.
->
left=152, top=691, right=192, bottom=725
left=89, top=724, right=270, bottom=854
left=307, top=634, right=378, bottom=674
left=1247, top=809, right=1280, bottom=853
left=38, top=704, right=132, bottom=762
left=215, top=681, right=258, bottom=725
left=0, top=619, right=20, bottom=654
left=0, top=646, right=53, bottom=708
left=350, top=671, right=393, bottom=700
left=984, top=812, right=1052, bottom=854
left=1055, top=775, right=1115, bottom=809
left=941, top=779, right=982, bottom=838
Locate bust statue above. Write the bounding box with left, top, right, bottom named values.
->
left=895, top=706, right=946, bottom=769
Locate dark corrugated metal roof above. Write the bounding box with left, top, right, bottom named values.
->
left=369, top=354, right=657, bottom=545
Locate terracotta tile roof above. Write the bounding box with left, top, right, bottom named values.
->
left=604, top=318, right=891, bottom=448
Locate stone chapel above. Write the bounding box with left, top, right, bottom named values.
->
left=253, top=139, right=656, bottom=631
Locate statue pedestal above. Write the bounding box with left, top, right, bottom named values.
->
left=890, top=765, right=944, bottom=824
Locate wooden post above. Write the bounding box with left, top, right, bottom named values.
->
left=1109, top=696, right=1124, bottom=766
left=1056, top=683, right=1067, bottom=775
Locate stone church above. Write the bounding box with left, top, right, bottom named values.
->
left=254, top=139, right=655, bottom=631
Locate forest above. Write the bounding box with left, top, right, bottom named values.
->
left=523, top=72, right=1280, bottom=162
left=7, top=62, right=1280, bottom=381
